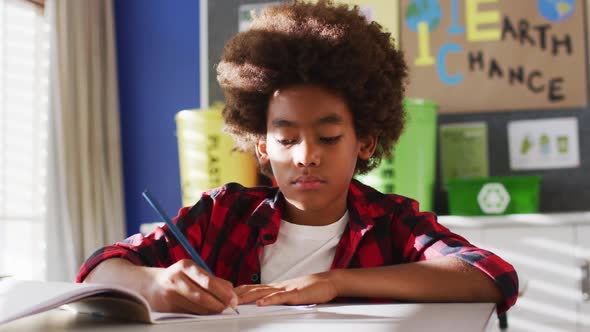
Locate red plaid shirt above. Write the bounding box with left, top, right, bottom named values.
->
left=77, top=180, right=518, bottom=313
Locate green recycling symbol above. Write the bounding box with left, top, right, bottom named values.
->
left=477, top=183, right=510, bottom=214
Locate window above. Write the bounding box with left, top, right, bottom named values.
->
left=0, top=0, right=49, bottom=280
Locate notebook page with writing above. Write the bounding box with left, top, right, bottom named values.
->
left=0, top=280, right=316, bottom=325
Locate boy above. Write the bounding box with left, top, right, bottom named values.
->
left=78, top=0, right=518, bottom=315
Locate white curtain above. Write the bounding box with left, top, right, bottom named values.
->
left=45, top=0, right=126, bottom=281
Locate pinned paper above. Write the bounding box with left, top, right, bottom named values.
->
left=440, top=122, right=489, bottom=183
left=238, top=3, right=280, bottom=32
left=508, top=117, right=580, bottom=170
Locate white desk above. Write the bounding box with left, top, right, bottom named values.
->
left=0, top=303, right=498, bottom=332
left=439, top=212, right=590, bottom=331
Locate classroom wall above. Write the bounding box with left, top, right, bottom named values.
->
left=113, top=1, right=588, bottom=235
left=114, top=0, right=200, bottom=236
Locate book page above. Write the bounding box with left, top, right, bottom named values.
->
left=0, top=280, right=316, bottom=325
left=0, top=280, right=148, bottom=325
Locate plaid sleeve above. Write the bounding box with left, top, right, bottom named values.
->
left=396, top=199, right=519, bottom=314
left=76, top=194, right=213, bottom=282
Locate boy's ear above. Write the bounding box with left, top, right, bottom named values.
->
left=255, top=138, right=269, bottom=162
left=358, top=135, right=377, bottom=160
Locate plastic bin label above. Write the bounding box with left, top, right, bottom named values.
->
left=478, top=183, right=511, bottom=214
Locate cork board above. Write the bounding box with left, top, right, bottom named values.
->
left=400, top=0, right=587, bottom=114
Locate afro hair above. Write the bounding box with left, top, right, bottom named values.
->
left=216, top=0, right=408, bottom=174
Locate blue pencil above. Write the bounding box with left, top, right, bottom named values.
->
left=142, top=190, right=239, bottom=314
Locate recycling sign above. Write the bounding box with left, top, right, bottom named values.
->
left=477, top=183, right=511, bottom=214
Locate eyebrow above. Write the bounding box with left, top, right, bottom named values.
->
left=270, top=114, right=343, bottom=128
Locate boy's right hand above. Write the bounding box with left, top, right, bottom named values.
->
left=144, top=259, right=238, bottom=315
left=84, top=258, right=237, bottom=315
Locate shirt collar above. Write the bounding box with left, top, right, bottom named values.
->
left=246, top=188, right=283, bottom=244
left=246, top=179, right=384, bottom=234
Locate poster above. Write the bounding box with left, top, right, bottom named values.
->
left=400, top=0, right=587, bottom=113
left=440, top=122, right=489, bottom=183
left=508, top=117, right=580, bottom=170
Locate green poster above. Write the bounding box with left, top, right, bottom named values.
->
left=440, top=122, right=489, bottom=184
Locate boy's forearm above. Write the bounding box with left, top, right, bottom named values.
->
left=329, top=257, right=503, bottom=303
left=83, top=258, right=157, bottom=298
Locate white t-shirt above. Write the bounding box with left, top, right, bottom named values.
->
left=260, top=211, right=349, bottom=284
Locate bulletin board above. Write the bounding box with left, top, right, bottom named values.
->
left=418, top=0, right=590, bottom=213
left=203, top=0, right=590, bottom=213
left=400, top=0, right=588, bottom=114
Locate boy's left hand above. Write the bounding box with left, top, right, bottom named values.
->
left=234, top=271, right=339, bottom=306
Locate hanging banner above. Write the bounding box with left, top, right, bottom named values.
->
left=400, top=0, right=587, bottom=113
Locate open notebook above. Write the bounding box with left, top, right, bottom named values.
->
left=0, top=280, right=316, bottom=325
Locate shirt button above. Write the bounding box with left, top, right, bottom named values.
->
left=251, top=273, right=259, bottom=282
